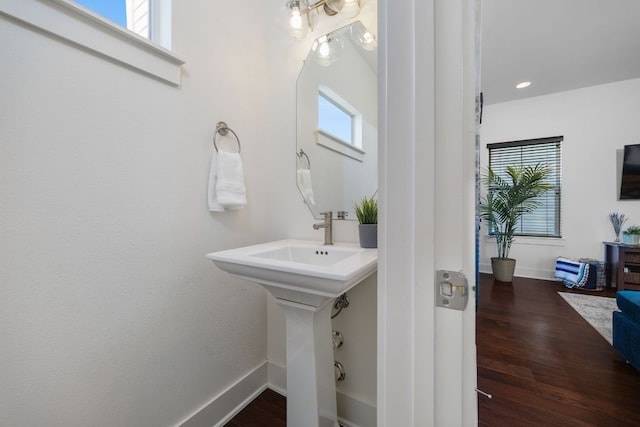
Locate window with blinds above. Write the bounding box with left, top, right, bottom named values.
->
left=487, top=136, right=563, bottom=238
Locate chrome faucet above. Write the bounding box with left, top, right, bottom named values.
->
left=313, top=211, right=333, bottom=245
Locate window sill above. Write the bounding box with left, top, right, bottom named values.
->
left=314, top=129, right=365, bottom=162
left=0, top=0, right=185, bottom=86
left=484, top=235, right=566, bottom=247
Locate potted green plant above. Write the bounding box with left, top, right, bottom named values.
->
left=623, top=225, right=640, bottom=245
left=354, top=196, right=377, bottom=248
left=479, top=164, right=553, bottom=282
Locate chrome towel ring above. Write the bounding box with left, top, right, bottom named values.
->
left=297, top=148, right=311, bottom=169
left=213, top=121, right=241, bottom=153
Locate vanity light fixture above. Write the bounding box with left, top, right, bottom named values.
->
left=516, top=81, right=532, bottom=89
left=285, top=0, right=361, bottom=40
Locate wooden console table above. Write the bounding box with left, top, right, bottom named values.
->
left=604, top=242, right=640, bottom=291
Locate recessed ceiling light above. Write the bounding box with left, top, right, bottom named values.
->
left=516, top=81, right=531, bottom=89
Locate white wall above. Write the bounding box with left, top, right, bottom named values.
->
left=0, top=2, right=272, bottom=426
left=480, top=78, right=640, bottom=279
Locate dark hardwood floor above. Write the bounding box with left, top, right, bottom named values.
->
left=227, top=274, right=640, bottom=426
left=224, top=388, right=286, bottom=427
left=478, top=273, right=640, bottom=426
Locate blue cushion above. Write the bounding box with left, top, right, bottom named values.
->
left=617, top=291, right=640, bottom=324
left=613, top=311, right=640, bottom=373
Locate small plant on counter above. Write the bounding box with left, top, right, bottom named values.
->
left=355, top=196, right=378, bottom=248
left=624, top=225, right=640, bottom=235
left=354, top=196, right=378, bottom=224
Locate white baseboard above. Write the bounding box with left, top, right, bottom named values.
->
left=267, top=361, right=376, bottom=427
left=178, top=360, right=376, bottom=427
left=479, top=264, right=556, bottom=281
left=178, top=361, right=268, bottom=427
left=336, top=390, right=377, bottom=427
left=267, top=360, right=287, bottom=396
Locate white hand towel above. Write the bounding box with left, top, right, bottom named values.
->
left=297, top=168, right=315, bottom=205
left=208, top=151, right=247, bottom=211
left=208, top=151, right=222, bottom=211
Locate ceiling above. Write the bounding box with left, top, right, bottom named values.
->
left=481, top=0, right=640, bottom=105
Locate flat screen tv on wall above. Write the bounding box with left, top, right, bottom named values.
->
left=620, top=144, right=640, bottom=200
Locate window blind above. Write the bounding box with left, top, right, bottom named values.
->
left=487, top=136, right=563, bottom=238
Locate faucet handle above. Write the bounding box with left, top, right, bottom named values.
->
left=320, top=211, right=333, bottom=220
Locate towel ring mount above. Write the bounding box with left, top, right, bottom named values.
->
left=297, top=149, right=311, bottom=169
left=213, top=121, right=241, bottom=153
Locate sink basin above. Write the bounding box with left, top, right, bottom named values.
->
left=251, top=244, right=357, bottom=266
left=207, top=239, right=377, bottom=427
left=206, top=239, right=377, bottom=306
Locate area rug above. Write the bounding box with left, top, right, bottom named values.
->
left=558, top=292, right=619, bottom=345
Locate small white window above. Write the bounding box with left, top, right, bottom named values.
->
left=318, top=92, right=354, bottom=145
left=72, top=1, right=130, bottom=31
left=315, top=86, right=363, bottom=160
left=77, top=0, right=149, bottom=39
left=71, top=0, right=171, bottom=47
left=1, top=0, right=182, bottom=85
left=72, top=0, right=173, bottom=46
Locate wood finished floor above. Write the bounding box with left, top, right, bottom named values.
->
left=478, top=273, right=640, bottom=426
left=224, top=388, right=286, bottom=427
left=227, top=274, right=640, bottom=426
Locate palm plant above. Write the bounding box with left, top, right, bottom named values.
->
left=479, top=164, right=553, bottom=259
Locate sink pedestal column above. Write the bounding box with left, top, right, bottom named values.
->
left=277, top=297, right=338, bottom=427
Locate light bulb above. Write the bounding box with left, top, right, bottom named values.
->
left=319, top=42, right=330, bottom=57
left=287, top=1, right=307, bottom=40
left=318, top=38, right=330, bottom=57
left=339, top=0, right=360, bottom=18
left=290, top=8, right=303, bottom=29
left=349, top=22, right=377, bottom=51
left=360, top=31, right=377, bottom=50
left=311, top=34, right=342, bottom=66
left=312, top=36, right=332, bottom=66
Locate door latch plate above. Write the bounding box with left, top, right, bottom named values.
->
left=435, top=270, right=469, bottom=311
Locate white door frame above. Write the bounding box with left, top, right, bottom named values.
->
left=378, top=0, right=479, bottom=425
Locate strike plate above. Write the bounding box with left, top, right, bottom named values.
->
left=435, top=270, right=469, bottom=311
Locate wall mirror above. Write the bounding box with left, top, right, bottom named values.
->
left=296, top=21, right=378, bottom=220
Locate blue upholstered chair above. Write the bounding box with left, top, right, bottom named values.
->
left=613, top=290, right=640, bottom=372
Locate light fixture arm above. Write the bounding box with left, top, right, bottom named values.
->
left=286, top=0, right=359, bottom=39
left=288, top=0, right=343, bottom=28
left=296, top=0, right=342, bottom=31
left=309, top=0, right=341, bottom=16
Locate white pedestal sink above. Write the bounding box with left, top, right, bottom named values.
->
left=207, top=240, right=377, bottom=427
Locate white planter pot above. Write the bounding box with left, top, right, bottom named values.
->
left=491, top=257, right=516, bottom=282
